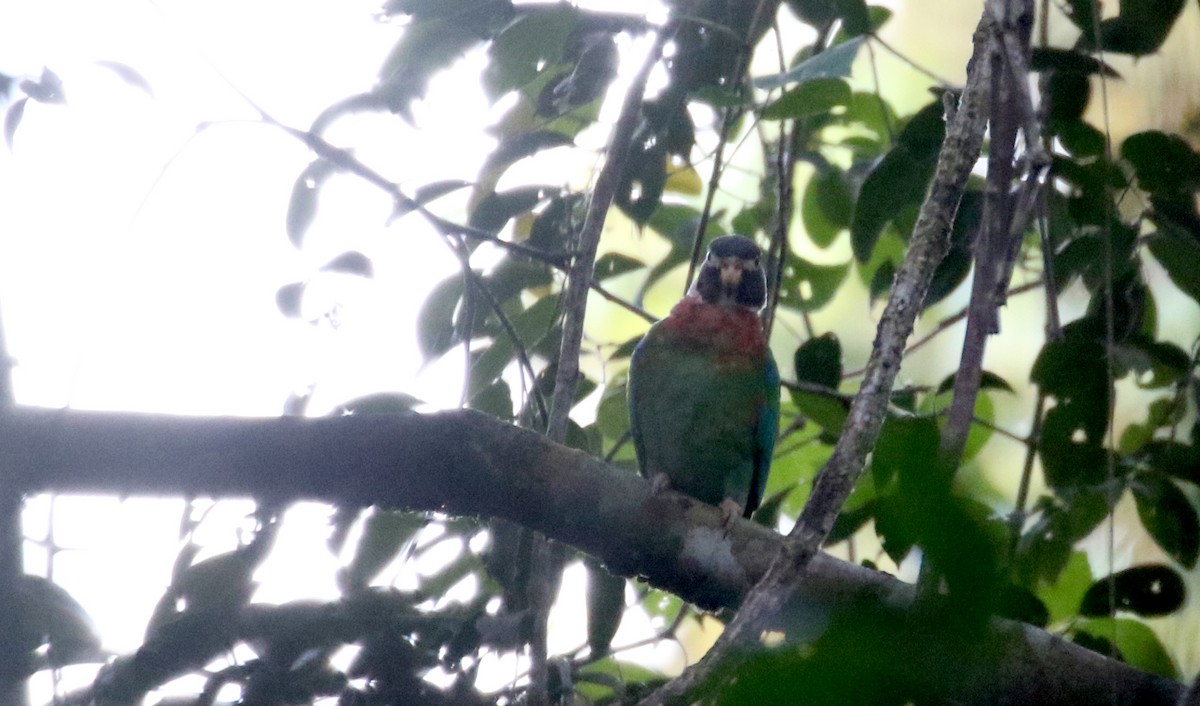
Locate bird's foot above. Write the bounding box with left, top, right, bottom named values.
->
left=648, top=472, right=672, bottom=495
left=718, top=499, right=744, bottom=532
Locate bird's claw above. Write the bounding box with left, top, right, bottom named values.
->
left=649, top=472, right=672, bottom=495
left=719, top=499, right=744, bottom=532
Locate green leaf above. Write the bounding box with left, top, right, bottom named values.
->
left=1044, top=71, right=1091, bottom=122
left=868, top=258, right=895, bottom=303
left=1148, top=229, right=1200, bottom=301
left=925, top=188, right=982, bottom=308
left=469, top=186, right=548, bottom=233
left=935, top=370, right=1015, bottom=396
left=1084, top=0, right=1186, bottom=56
left=850, top=101, right=945, bottom=261
left=276, top=282, right=306, bottom=318
left=1120, top=339, right=1192, bottom=389
left=576, top=657, right=666, bottom=702
left=840, top=91, right=897, bottom=143
left=1076, top=617, right=1179, bottom=679
left=1054, top=120, right=1107, bottom=158
left=94, top=60, right=155, bottom=95
left=789, top=389, right=848, bottom=436
left=480, top=131, right=574, bottom=188
left=320, top=251, right=374, bottom=277
left=639, top=205, right=705, bottom=295
left=828, top=479, right=875, bottom=543
left=761, top=78, right=851, bottom=120
left=481, top=257, right=555, bottom=307
left=528, top=193, right=581, bottom=251
left=872, top=492, right=917, bottom=562
left=1031, top=319, right=1109, bottom=412
left=793, top=333, right=842, bottom=389
left=416, top=275, right=465, bottom=360
left=751, top=487, right=793, bottom=528
left=1039, top=401, right=1108, bottom=490
left=286, top=158, right=337, bottom=247
left=996, top=583, right=1050, bottom=627
left=393, top=179, right=473, bottom=218
left=336, top=392, right=423, bottom=415
left=585, top=559, right=626, bottom=657
left=851, top=145, right=933, bottom=261
left=482, top=4, right=578, bottom=101
left=1035, top=550, right=1093, bottom=624
left=785, top=0, right=870, bottom=34
left=614, top=129, right=667, bottom=224
left=638, top=587, right=686, bottom=624
left=1030, top=48, right=1120, bottom=76
left=471, top=378, right=514, bottom=420
left=19, top=68, right=65, bottom=104
left=468, top=295, right=559, bottom=396
left=376, top=4, right=511, bottom=120
left=801, top=168, right=853, bottom=248
left=871, top=415, right=939, bottom=490
left=1121, top=130, right=1200, bottom=195
left=18, top=576, right=103, bottom=669
left=5, top=96, right=27, bottom=150
left=754, top=36, right=865, bottom=90
left=1080, top=564, right=1186, bottom=617
left=1144, top=439, right=1200, bottom=484
left=1132, top=473, right=1200, bottom=568
left=779, top=256, right=850, bottom=312
left=690, top=85, right=748, bottom=108
left=594, top=252, right=644, bottom=280
left=341, top=510, right=428, bottom=591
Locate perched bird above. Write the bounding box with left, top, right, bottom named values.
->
left=628, top=235, right=780, bottom=523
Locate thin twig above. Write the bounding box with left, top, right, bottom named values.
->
left=869, top=33, right=957, bottom=88
left=865, top=37, right=897, bottom=145
left=939, top=0, right=1029, bottom=470
left=591, top=278, right=657, bottom=324
left=464, top=264, right=552, bottom=426
left=544, top=24, right=672, bottom=442
left=530, top=24, right=677, bottom=706
left=843, top=280, right=1042, bottom=379
left=1007, top=391, right=1045, bottom=560
left=686, top=103, right=741, bottom=294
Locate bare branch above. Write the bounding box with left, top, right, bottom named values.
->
left=0, top=407, right=1181, bottom=705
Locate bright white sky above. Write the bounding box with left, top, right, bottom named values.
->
left=0, top=0, right=479, bottom=417
left=0, top=1, right=684, bottom=702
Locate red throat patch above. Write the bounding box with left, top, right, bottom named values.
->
left=659, top=295, right=768, bottom=359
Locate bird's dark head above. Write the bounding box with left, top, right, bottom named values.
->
left=691, top=235, right=767, bottom=310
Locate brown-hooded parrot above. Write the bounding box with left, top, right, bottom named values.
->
left=628, top=235, right=780, bottom=523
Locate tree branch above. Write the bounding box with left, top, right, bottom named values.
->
left=0, top=407, right=1181, bottom=704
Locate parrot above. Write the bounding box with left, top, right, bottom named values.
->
left=628, top=234, right=780, bottom=524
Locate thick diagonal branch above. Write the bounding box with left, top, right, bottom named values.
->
left=0, top=407, right=1180, bottom=704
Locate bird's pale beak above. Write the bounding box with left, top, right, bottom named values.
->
left=719, top=261, right=743, bottom=289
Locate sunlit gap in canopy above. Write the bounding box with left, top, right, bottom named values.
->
left=2, top=0, right=682, bottom=702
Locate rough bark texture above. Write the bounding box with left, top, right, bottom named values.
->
left=0, top=407, right=1182, bottom=704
